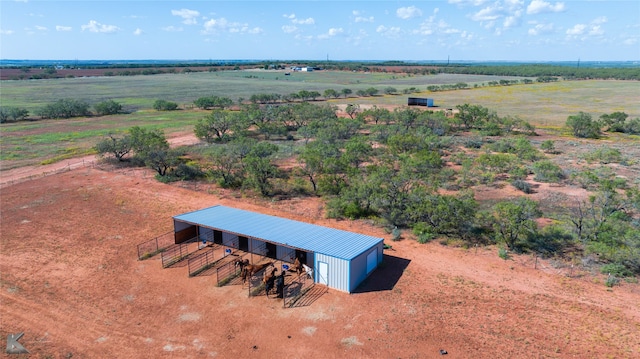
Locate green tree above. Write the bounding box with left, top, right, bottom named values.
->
left=532, top=160, right=564, bottom=182
left=129, top=126, right=170, bottom=159
left=37, top=99, right=90, bottom=119
left=298, top=140, right=340, bottom=193
left=540, top=140, right=555, bottom=154
left=384, top=86, right=398, bottom=95
left=361, top=106, right=392, bottom=125
left=345, top=104, right=360, bottom=119
left=244, top=142, right=279, bottom=196
left=94, top=99, right=123, bottom=116
left=566, top=112, right=601, bottom=138
left=455, top=104, right=490, bottom=129
left=600, top=111, right=628, bottom=132
left=492, top=197, right=541, bottom=250
left=323, top=89, right=340, bottom=99
left=341, top=88, right=352, bottom=98
left=94, top=134, right=132, bottom=161
left=0, top=107, right=29, bottom=123
left=146, top=148, right=181, bottom=176
left=194, top=109, right=239, bottom=142
left=408, top=189, right=478, bottom=240
left=153, top=99, right=178, bottom=111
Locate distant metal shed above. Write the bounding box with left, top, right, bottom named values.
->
left=173, top=205, right=384, bottom=293
left=408, top=97, right=434, bottom=107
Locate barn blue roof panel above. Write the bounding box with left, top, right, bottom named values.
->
left=173, top=205, right=383, bottom=260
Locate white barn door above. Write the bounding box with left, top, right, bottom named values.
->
left=318, top=261, right=328, bottom=285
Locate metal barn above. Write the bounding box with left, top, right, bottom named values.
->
left=407, top=97, right=434, bottom=107
left=172, top=205, right=384, bottom=293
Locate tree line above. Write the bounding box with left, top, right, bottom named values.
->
left=95, top=101, right=640, bottom=279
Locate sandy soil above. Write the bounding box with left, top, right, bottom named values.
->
left=1, top=159, right=639, bottom=359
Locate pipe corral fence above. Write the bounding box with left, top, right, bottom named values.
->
left=137, top=231, right=175, bottom=260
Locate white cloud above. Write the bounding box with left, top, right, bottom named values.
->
left=282, top=25, right=298, bottom=34
left=503, top=12, right=521, bottom=29
left=355, top=16, right=374, bottom=23
left=472, top=6, right=501, bottom=21
left=448, top=0, right=489, bottom=5
left=56, top=25, right=72, bottom=32
left=526, top=0, right=565, bottom=15
left=588, top=25, right=603, bottom=36
left=35, top=25, right=47, bottom=31
left=81, top=20, right=120, bottom=33
left=353, top=10, right=374, bottom=23
left=566, top=24, right=586, bottom=36
left=292, top=17, right=314, bottom=25
left=622, top=38, right=637, bottom=46
left=162, top=25, right=183, bottom=32
left=0, top=29, right=14, bottom=35
left=592, top=16, right=607, bottom=25
left=171, top=8, right=200, bottom=25
left=318, top=27, right=343, bottom=39
left=133, top=28, right=143, bottom=36
left=376, top=25, right=401, bottom=38
left=397, top=6, right=422, bottom=19
left=528, top=22, right=554, bottom=35
left=566, top=17, right=607, bottom=38
left=202, top=18, right=262, bottom=35
left=284, top=13, right=314, bottom=25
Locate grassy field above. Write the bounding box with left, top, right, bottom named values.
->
left=1, top=70, right=638, bottom=169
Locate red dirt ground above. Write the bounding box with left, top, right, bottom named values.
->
left=1, top=154, right=639, bottom=359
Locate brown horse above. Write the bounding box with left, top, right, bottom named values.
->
left=241, top=261, right=274, bottom=284
left=290, top=257, right=304, bottom=276
left=234, top=258, right=249, bottom=272
left=263, top=266, right=277, bottom=296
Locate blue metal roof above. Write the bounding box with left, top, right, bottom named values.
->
left=173, top=205, right=383, bottom=261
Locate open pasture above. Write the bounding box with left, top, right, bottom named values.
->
left=1, top=70, right=638, bottom=170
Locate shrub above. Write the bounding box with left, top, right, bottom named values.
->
left=0, top=106, right=29, bottom=123
left=36, top=99, right=90, bottom=119
left=511, top=179, right=532, bottom=193
left=498, top=247, right=510, bottom=260
left=540, top=140, right=555, bottom=153
left=532, top=160, right=564, bottom=182
left=412, top=222, right=436, bottom=244
left=605, top=275, right=619, bottom=288
left=94, top=99, right=123, bottom=116
left=583, top=147, right=624, bottom=164
left=153, top=99, right=179, bottom=111
left=566, top=112, right=601, bottom=139
left=464, top=136, right=484, bottom=149
left=600, top=263, right=632, bottom=277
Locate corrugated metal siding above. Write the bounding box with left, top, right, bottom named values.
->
left=250, top=238, right=267, bottom=256
left=174, top=220, right=192, bottom=232
left=173, top=205, right=383, bottom=261
left=222, top=232, right=238, bottom=248
left=199, top=227, right=214, bottom=242
left=277, top=246, right=296, bottom=263
left=349, top=242, right=383, bottom=292
left=316, top=253, right=350, bottom=292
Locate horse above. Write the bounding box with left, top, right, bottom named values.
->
left=241, top=261, right=274, bottom=284
left=289, top=257, right=304, bottom=276
left=263, top=266, right=277, bottom=296
left=234, top=258, right=249, bottom=272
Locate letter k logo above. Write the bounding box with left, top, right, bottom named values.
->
left=6, top=332, right=29, bottom=354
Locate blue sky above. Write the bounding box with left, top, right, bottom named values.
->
left=1, top=0, right=638, bottom=61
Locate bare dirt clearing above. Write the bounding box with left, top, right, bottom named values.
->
left=1, top=163, right=639, bottom=358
